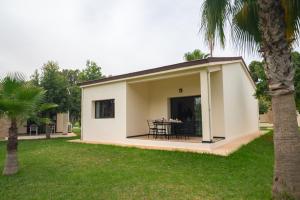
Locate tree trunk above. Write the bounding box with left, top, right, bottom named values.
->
left=272, top=94, right=300, bottom=199
left=46, top=131, right=51, bottom=139
left=3, top=118, right=19, bottom=175
left=257, top=0, right=300, bottom=199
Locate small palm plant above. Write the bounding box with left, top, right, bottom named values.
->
left=184, top=49, right=210, bottom=61
left=0, top=73, right=46, bottom=175
left=29, top=103, right=58, bottom=139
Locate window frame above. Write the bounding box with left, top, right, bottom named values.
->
left=94, top=99, right=115, bottom=119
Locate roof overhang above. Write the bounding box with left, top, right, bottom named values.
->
left=79, top=57, right=254, bottom=89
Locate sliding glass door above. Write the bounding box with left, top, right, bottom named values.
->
left=170, top=96, right=202, bottom=136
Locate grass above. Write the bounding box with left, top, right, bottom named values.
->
left=72, top=127, right=81, bottom=136
left=0, top=132, right=274, bottom=200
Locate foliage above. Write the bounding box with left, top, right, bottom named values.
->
left=249, top=51, right=300, bottom=112
left=249, top=61, right=269, bottom=99
left=29, top=60, right=104, bottom=124
left=248, top=60, right=270, bottom=113
left=259, top=97, right=271, bottom=114
left=30, top=69, right=40, bottom=86
left=39, top=61, right=71, bottom=113
left=29, top=103, right=58, bottom=125
left=200, top=0, right=300, bottom=54
left=0, top=132, right=274, bottom=199
left=0, top=73, right=45, bottom=122
left=79, top=60, right=104, bottom=81
left=183, top=49, right=209, bottom=61
left=62, top=69, right=81, bottom=123
left=293, top=51, right=300, bottom=111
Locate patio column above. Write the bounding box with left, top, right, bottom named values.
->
left=200, top=70, right=212, bottom=143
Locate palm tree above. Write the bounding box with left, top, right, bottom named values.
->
left=0, top=73, right=45, bottom=175
left=184, top=49, right=210, bottom=61
left=29, top=103, right=58, bottom=139
left=200, top=0, right=300, bottom=199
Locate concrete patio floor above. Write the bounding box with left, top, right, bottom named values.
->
left=69, top=131, right=264, bottom=156
left=3, top=133, right=77, bottom=140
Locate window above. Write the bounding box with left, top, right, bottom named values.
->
left=95, top=99, right=115, bottom=118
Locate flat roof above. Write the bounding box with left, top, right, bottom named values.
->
left=79, top=57, right=244, bottom=87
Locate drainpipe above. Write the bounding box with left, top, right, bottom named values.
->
left=207, top=70, right=212, bottom=142
left=80, top=87, right=83, bottom=140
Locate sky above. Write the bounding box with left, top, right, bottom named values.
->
left=0, top=0, right=298, bottom=79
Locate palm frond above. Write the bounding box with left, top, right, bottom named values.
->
left=0, top=72, right=25, bottom=99
left=0, top=72, right=46, bottom=121
left=200, top=0, right=232, bottom=49
left=281, top=0, right=300, bottom=46
left=38, top=117, right=52, bottom=125
left=39, top=103, right=58, bottom=112
left=231, top=0, right=260, bottom=54
left=200, top=0, right=300, bottom=54
left=281, top=0, right=300, bottom=44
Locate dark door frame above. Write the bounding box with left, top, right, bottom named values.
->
left=169, top=95, right=202, bottom=136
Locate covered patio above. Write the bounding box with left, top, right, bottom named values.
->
left=127, top=134, right=225, bottom=143
left=126, top=66, right=225, bottom=143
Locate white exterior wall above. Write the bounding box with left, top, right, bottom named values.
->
left=210, top=71, right=225, bottom=137
left=222, top=63, right=259, bottom=139
left=81, top=82, right=127, bottom=141
left=148, top=74, right=200, bottom=119
left=126, top=82, right=150, bottom=137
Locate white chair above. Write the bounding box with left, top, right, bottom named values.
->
left=46, top=124, right=55, bottom=134
left=29, top=124, right=38, bottom=136
left=68, top=123, right=72, bottom=133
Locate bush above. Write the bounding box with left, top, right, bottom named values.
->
left=259, top=97, right=271, bottom=114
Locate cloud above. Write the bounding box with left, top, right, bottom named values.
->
left=1, top=0, right=296, bottom=78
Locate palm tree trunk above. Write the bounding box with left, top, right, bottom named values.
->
left=3, top=118, right=19, bottom=175
left=257, top=0, right=300, bottom=199
left=46, top=131, right=51, bottom=139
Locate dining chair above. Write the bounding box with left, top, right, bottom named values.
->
left=155, top=120, right=168, bottom=139
left=29, top=124, right=38, bottom=136
left=147, top=120, right=157, bottom=138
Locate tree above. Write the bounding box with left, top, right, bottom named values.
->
left=200, top=1, right=300, bottom=198
left=292, top=51, right=300, bottom=111
left=0, top=73, right=45, bottom=175
left=248, top=61, right=270, bottom=114
left=40, top=61, right=71, bottom=113
left=38, top=61, right=71, bottom=139
left=30, top=69, right=40, bottom=86
left=62, top=69, right=81, bottom=123
left=183, top=49, right=210, bottom=61
left=79, top=60, right=104, bottom=81
left=31, top=60, right=104, bottom=126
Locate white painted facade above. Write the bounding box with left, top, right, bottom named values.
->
left=0, top=112, right=70, bottom=138
left=56, top=112, right=70, bottom=133
left=81, top=58, right=259, bottom=148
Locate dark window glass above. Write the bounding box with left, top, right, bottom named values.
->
left=95, top=99, right=115, bottom=118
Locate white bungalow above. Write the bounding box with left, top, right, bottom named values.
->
left=79, top=57, right=259, bottom=153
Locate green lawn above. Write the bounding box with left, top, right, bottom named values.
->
left=0, top=132, right=274, bottom=200
left=72, top=127, right=81, bottom=136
